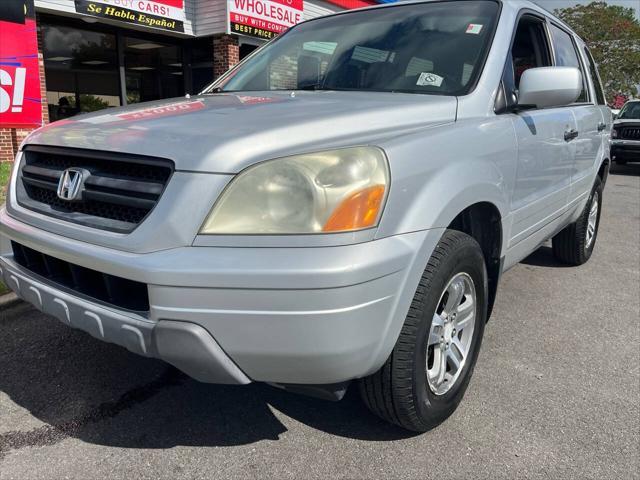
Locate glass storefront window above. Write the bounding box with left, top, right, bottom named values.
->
left=190, top=37, right=214, bottom=94
left=240, top=43, right=259, bottom=59
left=40, top=17, right=246, bottom=118
left=42, top=24, right=120, bottom=121
left=124, top=37, right=184, bottom=103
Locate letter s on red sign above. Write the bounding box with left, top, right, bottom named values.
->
left=0, top=68, right=27, bottom=114
left=0, top=69, right=13, bottom=113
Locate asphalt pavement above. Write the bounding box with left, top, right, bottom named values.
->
left=1, top=166, right=638, bottom=480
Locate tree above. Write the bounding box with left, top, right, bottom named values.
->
left=78, top=94, right=110, bottom=113
left=555, top=1, right=640, bottom=105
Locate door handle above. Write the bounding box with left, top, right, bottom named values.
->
left=597, top=122, right=607, bottom=132
left=564, top=129, right=579, bottom=141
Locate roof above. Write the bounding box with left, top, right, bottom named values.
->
left=319, top=0, right=579, bottom=39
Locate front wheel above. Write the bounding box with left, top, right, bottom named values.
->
left=359, top=230, right=487, bottom=432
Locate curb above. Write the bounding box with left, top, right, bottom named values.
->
left=0, top=292, right=22, bottom=311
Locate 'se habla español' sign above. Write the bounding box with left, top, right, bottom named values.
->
left=74, top=0, right=186, bottom=33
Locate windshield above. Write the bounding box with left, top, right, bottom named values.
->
left=618, top=102, right=640, bottom=120
left=205, top=1, right=500, bottom=96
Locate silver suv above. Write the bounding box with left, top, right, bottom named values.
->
left=0, top=0, right=611, bottom=431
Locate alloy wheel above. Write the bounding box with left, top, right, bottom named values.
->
left=426, top=272, right=477, bottom=396
left=586, top=191, right=599, bottom=249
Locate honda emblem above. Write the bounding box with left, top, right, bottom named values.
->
left=57, top=168, right=84, bottom=201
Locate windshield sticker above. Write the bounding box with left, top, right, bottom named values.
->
left=417, top=72, right=444, bottom=87
left=466, top=24, right=483, bottom=34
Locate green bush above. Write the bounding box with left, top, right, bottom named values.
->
left=0, top=162, right=11, bottom=205
left=0, top=162, right=11, bottom=295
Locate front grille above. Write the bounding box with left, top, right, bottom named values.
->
left=17, top=146, right=173, bottom=233
left=11, top=241, right=149, bottom=312
left=618, top=127, right=640, bottom=140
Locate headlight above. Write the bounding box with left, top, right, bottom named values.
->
left=611, top=129, right=618, bottom=138
left=200, top=147, right=389, bottom=234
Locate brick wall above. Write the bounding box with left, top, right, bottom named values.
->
left=0, top=18, right=49, bottom=163
left=270, top=54, right=298, bottom=90
left=0, top=130, right=13, bottom=161
left=213, top=34, right=240, bottom=79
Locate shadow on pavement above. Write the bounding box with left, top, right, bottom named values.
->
left=521, top=246, right=573, bottom=268
left=0, top=304, right=416, bottom=456
left=609, top=162, right=640, bottom=177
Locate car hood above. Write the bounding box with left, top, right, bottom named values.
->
left=614, top=119, right=640, bottom=126
left=24, top=91, right=457, bottom=173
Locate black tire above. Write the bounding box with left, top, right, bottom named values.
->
left=359, top=230, right=487, bottom=432
left=552, top=177, right=603, bottom=266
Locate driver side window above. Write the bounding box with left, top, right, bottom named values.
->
left=511, top=16, right=552, bottom=88
left=495, top=14, right=552, bottom=112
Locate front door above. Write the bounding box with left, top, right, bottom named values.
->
left=509, top=109, right=577, bottom=246
left=505, top=15, right=577, bottom=247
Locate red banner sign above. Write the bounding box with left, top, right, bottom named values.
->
left=228, top=0, right=304, bottom=40
left=0, top=0, right=43, bottom=128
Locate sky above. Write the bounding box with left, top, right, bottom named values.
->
left=532, top=0, right=640, bottom=19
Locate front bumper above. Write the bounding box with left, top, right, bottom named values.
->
left=611, top=140, right=640, bottom=161
left=0, top=207, right=439, bottom=385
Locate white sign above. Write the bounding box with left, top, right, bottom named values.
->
left=417, top=72, right=444, bottom=87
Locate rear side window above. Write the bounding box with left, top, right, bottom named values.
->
left=583, top=47, right=606, bottom=105
left=549, top=24, right=588, bottom=103
left=618, top=102, right=640, bottom=120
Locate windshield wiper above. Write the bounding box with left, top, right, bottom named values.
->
left=296, top=85, right=371, bottom=92
left=203, top=87, right=225, bottom=94
left=297, top=84, right=331, bottom=91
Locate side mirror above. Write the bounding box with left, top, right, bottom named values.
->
left=518, top=67, right=582, bottom=109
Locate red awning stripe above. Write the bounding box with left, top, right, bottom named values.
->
left=322, top=0, right=377, bottom=10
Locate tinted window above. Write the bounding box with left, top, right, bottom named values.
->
left=208, top=1, right=500, bottom=96
left=550, top=24, right=588, bottom=102
left=190, top=37, right=215, bottom=94
left=124, top=37, right=183, bottom=104
left=618, top=102, right=640, bottom=120
left=511, top=17, right=552, bottom=88
left=583, top=47, right=606, bottom=105
left=41, top=24, right=120, bottom=121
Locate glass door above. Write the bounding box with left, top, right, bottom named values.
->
left=124, top=36, right=184, bottom=104
left=41, top=24, right=120, bottom=121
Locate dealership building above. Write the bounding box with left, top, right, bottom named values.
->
left=0, top=0, right=390, bottom=162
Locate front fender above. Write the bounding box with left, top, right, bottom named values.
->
left=376, top=117, right=517, bottom=248
left=363, top=118, right=517, bottom=373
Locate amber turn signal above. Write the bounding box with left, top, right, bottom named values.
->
left=323, top=185, right=386, bottom=232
